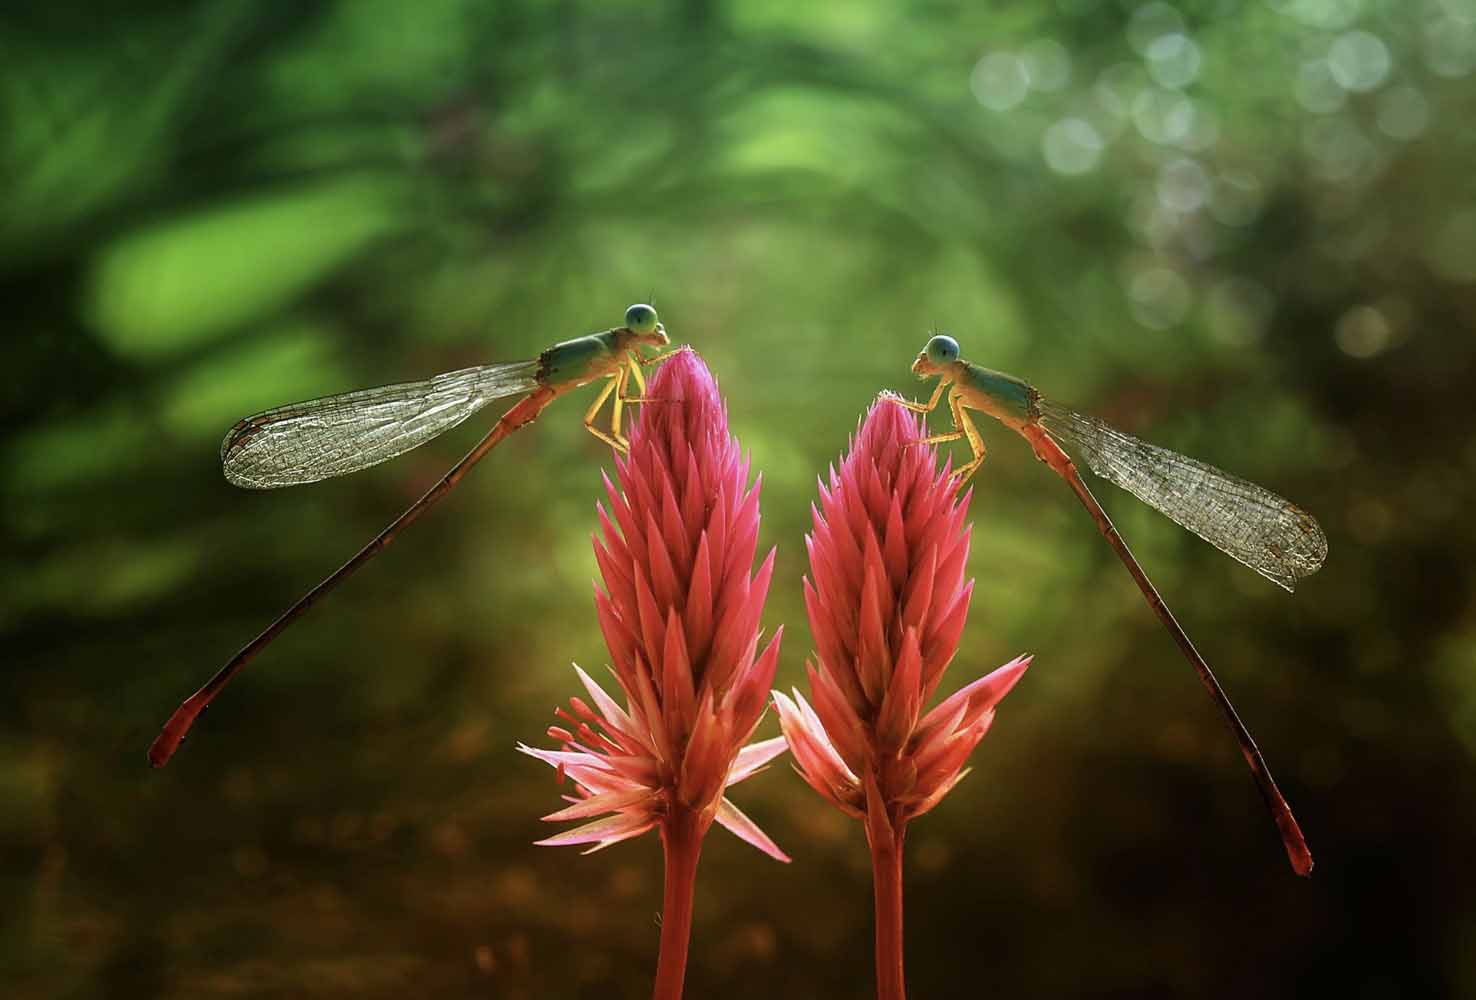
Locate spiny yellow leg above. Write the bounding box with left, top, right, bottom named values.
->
left=627, top=354, right=647, bottom=395
left=620, top=356, right=672, bottom=408
left=583, top=374, right=627, bottom=453
left=895, top=380, right=948, bottom=415
left=910, top=389, right=986, bottom=485
left=640, top=348, right=684, bottom=368
left=946, top=391, right=987, bottom=486
left=586, top=353, right=673, bottom=453
left=609, top=364, right=633, bottom=451
left=917, top=387, right=967, bottom=446
left=610, top=363, right=679, bottom=450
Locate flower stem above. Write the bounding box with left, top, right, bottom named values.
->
left=653, top=806, right=705, bottom=1000
left=868, top=809, right=908, bottom=1000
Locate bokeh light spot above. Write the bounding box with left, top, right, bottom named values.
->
left=1327, top=30, right=1392, bottom=92
left=1178, top=102, right=1219, bottom=152
left=972, top=52, right=1030, bottom=111
left=1127, top=2, right=1187, bottom=55
left=1438, top=0, right=1476, bottom=23
left=1375, top=85, right=1429, bottom=140
left=1146, top=33, right=1202, bottom=89
left=1023, top=38, right=1073, bottom=91
left=1157, top=157, right=1210, bottom=213
left=1295, top=59, right=1348, bottom=113
left=1334, top=304, right=1393, bottom=358
left=1426, top=208, right=1476, bottom=282
left=1268, top=0, right=1364, bottom=31
left=1132, top=88, right=1194, bottom=143
left=1424, top=16, right=1476, bottom=76
left=1302, top=116, right=1379, bottom=183
left=1042, top=118, right=1105, bottom=175
left=1095, top=61, right=1146, bottom=120
left=1128, top=265, right=1193, bottom=328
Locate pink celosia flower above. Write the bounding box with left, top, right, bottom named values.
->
left=773, top=393, right=1030, bottom=1000
left=519, top=349, right=787, bottom=998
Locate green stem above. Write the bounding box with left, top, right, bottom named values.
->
left=652, top=806, right=705, bottom=1000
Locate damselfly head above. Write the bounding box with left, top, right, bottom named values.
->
left=913, top=333, right=960, bottom=377
left=624, top=302, right=668, bottom=348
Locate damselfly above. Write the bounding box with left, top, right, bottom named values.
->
left=148, top=304, right=678, bottom=767
left=900, top=333, right=1327, bottom=876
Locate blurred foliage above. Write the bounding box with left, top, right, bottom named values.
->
left=3, top=0, right=1475, bottom=997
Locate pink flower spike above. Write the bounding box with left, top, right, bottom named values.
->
left=779, top=393, right=1032, bottom=1000
left=521, top=349, right=789, bottom=1000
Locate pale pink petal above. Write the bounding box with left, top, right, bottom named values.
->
left=715, top=797, right=790, bottom=863
left=533, top=811, right=659, bottom=848
left=908, top=685, right=969, bottom=753
left=593, top=753, right=662, bottom=786
left=726, top=735, right=788, bottom=786
left=622, top=652, right=669, bottom=761
left=563, top=766, right=636, bottom=796
left=917, top=654, right=1032, bottom=736
left=579, top=828, right=659, bottom=855
left=789, top=689, right=856, bottom=782
left=905, top=767, right=972, bottom=821
left=540, top=786, right=658, bottom=823
left=804, top=660, right=867, bottom=774
left=912, top=717, right=990, bottom=793
left=573, top=664, right=641, bottom=745
left=516, top=743, right=615, bottom=772
left=773, top=690, right=859, bottom=806
left=963, top=653, right=1032, bottom=715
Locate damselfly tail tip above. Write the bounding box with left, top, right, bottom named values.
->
left=1271, top=799, right=1314, bottom=877
left=146, top=735, right=174, bottom=769
left=147, top=706, right=198, bottom=768
left=1283, top=831, right=1314, bottom=877
left=1291, top=847, right=1314, bottom=878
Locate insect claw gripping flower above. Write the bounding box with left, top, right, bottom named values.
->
left=773, top=393, right=1030, bottom=1000
left=519, top=349, right=788, bottom=998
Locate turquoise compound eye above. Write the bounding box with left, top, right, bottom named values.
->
left=926, top=334, right=960, bottom=364
left=625, top=303, right=659, bottom=334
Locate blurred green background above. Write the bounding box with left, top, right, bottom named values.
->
left=4, top=1, right=1474, bottom=997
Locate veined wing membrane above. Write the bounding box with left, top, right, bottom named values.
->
left=222, top=360, right=541, bottom=489
left=1038, top=399, right=1328, bottom=591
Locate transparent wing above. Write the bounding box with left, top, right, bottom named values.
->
left=221, top=360, right=541, bottom=489
left=1038, top=399, right=1327, bottom=591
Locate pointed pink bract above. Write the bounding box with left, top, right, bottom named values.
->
left=523, top=350, right=787, bottom=860
left=777, top=394, right=1030, bottom=825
